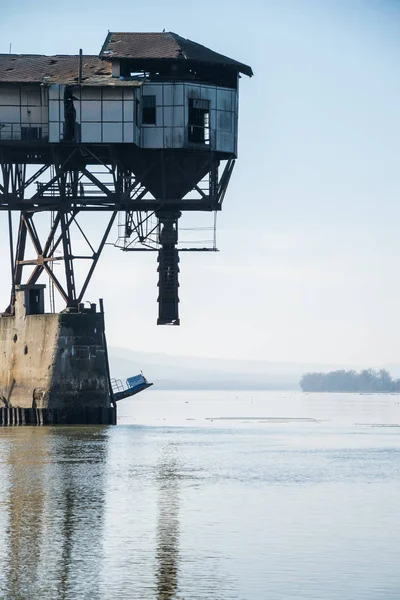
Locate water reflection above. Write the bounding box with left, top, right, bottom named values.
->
left=3, top=428, right=48, bottom=600
left=156, top=444, right=180, bottom=600
left=1, top=427, right=109, bottom=600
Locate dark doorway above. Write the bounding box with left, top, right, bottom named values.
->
left=29, top=289, right=42, bottom=315
left=63, top=86, right=77, bottom=141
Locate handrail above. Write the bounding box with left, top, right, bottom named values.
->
left=0, top=122, right=48, bottom=141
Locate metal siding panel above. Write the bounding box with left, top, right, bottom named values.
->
left=0, top=86, right=20, bottom=105
left=48, top=100, right=60, bottom=122
left=172, top=83, right=184, bottom=105
left=217, top=109, right=233, bottom=132
left=102, top=122, right=123, bottom=142
left=186, top=83, right=201, bottom=99
left=173, top=106, right=185, bottom=127
left=123, top=88, right=134, bottom=100
left=164, top=82, right=184, bottom=105
left=217, top=88, right=232, bottom=111
left=49, top=121, right=60, bottom=142
left=156, top=106, right=163, bottom=127
left=21, top=106, right=43, bottom=122
left=0, top=106, right=20, bottom=121
left=142, top=83, right=162, bottom=101
left=48, top=84, right=63, bottom=101
left=123, top=122, right=134, bottom=143
left=48, top=84, right=58, bottom=102
left=142, top=127, right=163, bottom=148
left=162, top=83, right=172, bottom=105
left=80, top=87, right=101, bottom=100
left=200, top=85, right=216, bottom=105
left=102, top=87, right=123, bottom=100
left=172, top=126, right=184, bottom=147
left=216, top=131, right=235, bottom=153
left=81, top=100, right=102, bottom=122
left=123, top=100, right=134, bottom=121
left=20, top=86, right=41, bottom=105
left=161, top=106, right=181, bottom=128
left=81, top=122, right=102, bottom=143
left=163, top=127, right=172, bottom=148
left=163, top=106, right=173, bottom=127
left=102, top=100, right=123, bottom=122
left=133, top=124, right=140, bottom=145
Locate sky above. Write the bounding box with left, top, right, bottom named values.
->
left=1, top=0, right=400, bottom=366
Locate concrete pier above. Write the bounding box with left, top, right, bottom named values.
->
left=0, top=285, right=116, bottom=426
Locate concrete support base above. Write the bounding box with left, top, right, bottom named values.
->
left=0, top=291, right=116, bottom=426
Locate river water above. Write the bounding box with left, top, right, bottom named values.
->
left=1, top=390, right=400, bottom=600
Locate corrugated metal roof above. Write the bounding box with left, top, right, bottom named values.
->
left=0, top=55, right=113, bottom=84
left=100, top=32, right=253, bottom=77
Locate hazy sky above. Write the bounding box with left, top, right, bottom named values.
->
left=1, top=0, right=400, bottom=365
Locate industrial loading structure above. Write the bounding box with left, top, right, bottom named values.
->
left=0, top=32, right=252, bottom=425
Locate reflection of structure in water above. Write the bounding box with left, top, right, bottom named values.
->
left=2, top=428, right=48, bottom=600
left=156, top=446, right=181, bottom=600
left=2, top=427, right=108, bottom=600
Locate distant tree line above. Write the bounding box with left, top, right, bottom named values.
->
left=300, top=369, right=400, bottom=393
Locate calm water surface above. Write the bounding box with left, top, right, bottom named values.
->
left=1, top=390, right=400, bottom=600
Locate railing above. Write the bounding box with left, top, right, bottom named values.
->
left=110, top=378, right=125, bottom=394
left=110, top=375, right=150, bottom=398
left=0, top=122, right=49, bottom=141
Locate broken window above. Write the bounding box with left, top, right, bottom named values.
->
left=142, top=95, right=156, bottom=125
left=188, top=98, right=210, bottom=144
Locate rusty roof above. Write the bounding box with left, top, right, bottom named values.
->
left=100, top=32, right=253, bottom=77
left=0, top=54, right=114, bottom=84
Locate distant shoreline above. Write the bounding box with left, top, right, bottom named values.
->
left=300, top=369, right=400, bottom=393
left=302, top=390, right=400, bottom=394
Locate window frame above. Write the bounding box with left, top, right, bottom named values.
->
left=188, top=98, right=210, bottom=145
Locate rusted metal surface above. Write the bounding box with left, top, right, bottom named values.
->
left=100, top=31, right=253, bottom=76
left=0, top=54, right=109, bottom=83
left=0, top=54, right=141, bottom=86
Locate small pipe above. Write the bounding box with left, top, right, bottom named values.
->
left=8, top=210, right=15, bottom=312
left=99, top=298, right=115, bottom=409
left=78, top=49, right=83, bottom=83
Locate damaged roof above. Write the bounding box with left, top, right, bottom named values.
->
left=100, top=32, right=253, bottom=77
left=0, top=54, right=115, bottom=85
left=0, top=33, right=253, bottom=84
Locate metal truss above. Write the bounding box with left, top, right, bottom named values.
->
left=0, top=146, right=236, bottom=323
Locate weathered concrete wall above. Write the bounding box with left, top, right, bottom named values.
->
left=0, top=308, right=114, bottom=424
left=0, top=312, right=59, bottom=408
left=51, top=312, right=110, bottom=409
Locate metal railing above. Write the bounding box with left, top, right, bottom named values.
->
left=0, top=122, right=48, bottom=141
left=110, top=378, right=125, bottom=394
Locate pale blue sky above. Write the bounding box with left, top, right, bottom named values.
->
left=1, top=0, right=400, bottom=365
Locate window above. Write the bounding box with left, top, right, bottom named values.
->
left=142, top=96, right=156, bottom=125
left=21, top=126, right=42, bottom=141
left=188, top=98, right=210, bottom=144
